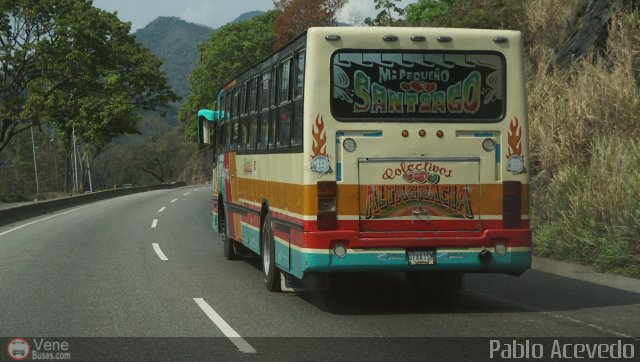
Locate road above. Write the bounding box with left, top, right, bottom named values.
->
left=1, top=187, right=639, bottom=360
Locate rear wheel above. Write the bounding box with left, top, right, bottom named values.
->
left=261, top=214, right=281, bottom=292
left=220, top=204, right=241, bottom=260
left=405, top=271, right=465, bottom=291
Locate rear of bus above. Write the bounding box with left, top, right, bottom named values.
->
left=299, top=27, right=530, bottom=282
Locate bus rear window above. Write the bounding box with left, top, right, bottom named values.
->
left=331, top=50, right=505, bottom=122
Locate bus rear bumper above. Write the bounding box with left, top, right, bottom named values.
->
left=301, top=248, right=531, bottom=274
left=291, top=229, right=531, bottom=277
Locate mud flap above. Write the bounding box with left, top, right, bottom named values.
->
left=279, top=272, right=329, bottom=292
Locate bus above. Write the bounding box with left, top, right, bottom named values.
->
left=197, top=27, right=530, bottom=292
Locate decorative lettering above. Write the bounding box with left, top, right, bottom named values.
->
left=365, top=184, right=474, bottom=219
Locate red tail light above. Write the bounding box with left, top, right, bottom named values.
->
left=503, top=181, right=521, bottom=228
left=317, top=181, right=337, bottom=230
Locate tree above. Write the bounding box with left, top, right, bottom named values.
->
left=404, top=0, right=451, bottom=25
left=273, top=0, right=347, bottom=48
left=178, top=12, right=276, bottom=139
left=404, top=0, right=527, bottom=30
left=364, top=0, right=406, bottom=26
left=0, top=0, right=177, bottom=156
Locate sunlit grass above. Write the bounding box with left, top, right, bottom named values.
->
left=525, top=7, right=640, bottom=276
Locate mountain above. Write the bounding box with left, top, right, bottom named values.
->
left=231, top=10, right=265, bottom=23
left=133, top=11, right=266, bottom=102
left=133, top=17, right=214, bottom=99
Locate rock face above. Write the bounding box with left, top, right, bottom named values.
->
left=556, top=0, right=639, bottom=66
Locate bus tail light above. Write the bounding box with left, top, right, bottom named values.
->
left=503, top=181, right=521, bottom=228
left=317, top=181, right=337, bottom=230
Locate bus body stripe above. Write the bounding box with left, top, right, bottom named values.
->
left=234, top=178, right=529, bottom=217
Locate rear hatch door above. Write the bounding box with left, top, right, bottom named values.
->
left=358, top=157, right=480, bottom=232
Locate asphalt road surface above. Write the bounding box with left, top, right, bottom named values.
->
left=1, top=187, right=639, bottom=360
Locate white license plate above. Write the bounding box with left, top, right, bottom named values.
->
left=407, top=250, right=435, bottom=265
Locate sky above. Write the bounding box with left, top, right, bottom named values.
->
left=92, top=0, right=416, bottom=31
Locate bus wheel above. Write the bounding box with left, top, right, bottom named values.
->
left=221, top=207, right=241, bottom=260
left=405, top=271, right=465, bottom=291
left=261, top=214, right=281, bottom=292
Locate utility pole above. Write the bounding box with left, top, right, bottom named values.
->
left=30, top=125, right=40, bottom=198
left=72, top=127, right=79, bottom=193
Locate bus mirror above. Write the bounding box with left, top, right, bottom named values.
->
left=197, top=109, right=219, bottom=144
left=197, top=116, right=211, bottom=144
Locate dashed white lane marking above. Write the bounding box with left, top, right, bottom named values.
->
left=473, top=291, right=638, bottom=340
left=193, top=298, right=257, bottom=354
left=194, top=188, right=199, bottom=191
left=183, top=192, right=190, bottom=196
left=151, top=219, right=158, bottom=228
left=158, top=207, right=166, bottom=213
left=170, top=199, right=178, bottom=203
left=152, top=243, right=168, bottom=261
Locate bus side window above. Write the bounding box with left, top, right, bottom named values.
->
left=225, top=88, right=232, bottom=120
left=224, top=89, right=233, bottom=151
left=231, top=90, right=240, bottom=150
left=291, top=50, right=305, bottom=148
left=277, top=57, right=292, bottom=149
left=238, top=82, right=248, bottom=152
left=248, top=76, right=258, bottom=151
left=269, top=66, right=278, bottom=150
left=258, top=71, right=270, bottom=150
left=217, top=120, right=224, bottom=155
left=224, top=121, right=231, bottom=151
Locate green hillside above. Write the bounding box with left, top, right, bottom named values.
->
left=133, top=17, right=214, bottom=99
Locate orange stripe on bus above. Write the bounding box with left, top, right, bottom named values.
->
left=235, top=178, right=529, bottom=216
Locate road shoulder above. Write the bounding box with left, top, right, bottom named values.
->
left=533, top=256, right=640, bottom=294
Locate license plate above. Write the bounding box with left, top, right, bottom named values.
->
left=407, top=250, right=436, bottom=265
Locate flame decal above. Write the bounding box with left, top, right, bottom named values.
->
left=312, top=114, right=328, bottom=157
left=507, top=117, right=522, bottom=158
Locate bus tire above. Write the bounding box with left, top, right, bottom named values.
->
left=405, top=271, right=465, bottom=291
left=220, top=205, right=241, bottom=260
left=261, top=214, right=281, bottom=292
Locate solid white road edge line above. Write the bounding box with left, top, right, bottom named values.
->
left=193, top=298, right=257, bottom=354
left=170, top=199, right=178, bottom=203
left=0, top=204, right=94, bottom=237
left=152, top=243, right=168, bottom=261
left=158, top=207, right=166, bottom=213
left=151, top=219, right=158, bottom=228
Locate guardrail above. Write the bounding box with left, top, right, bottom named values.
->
left=0, top=182, right=187, bottom=228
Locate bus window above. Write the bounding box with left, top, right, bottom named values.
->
left=280, top=59, right=291, bottom=103
left=225, top=90, right=232, bottom=120
left=231, top=120, right=239, bottom=150
left=231, top=89, right=240, bottom=150
left=240, top=81, right=247, bottom=116
left=269, top=66, right=277, bottom=150
left=258, top=71, right=270, bottom=150
left=233, top=90, right=240, bottom=120
left=294, top=50, right=304, bottom=99
left=217, top=121, right=224, bottom=155
left=238, top=83, right=248, bottom=151
left=248, top=77, right=258, bottom=151
left=223, top=120, right=231, bottom=151
left=277, top=58, right=292, bottom=149
left=249, top=77, right=258, bottom=112
left=291, top=50, right=305, bottom=147
left=330, top=50, right=505, bottom=122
